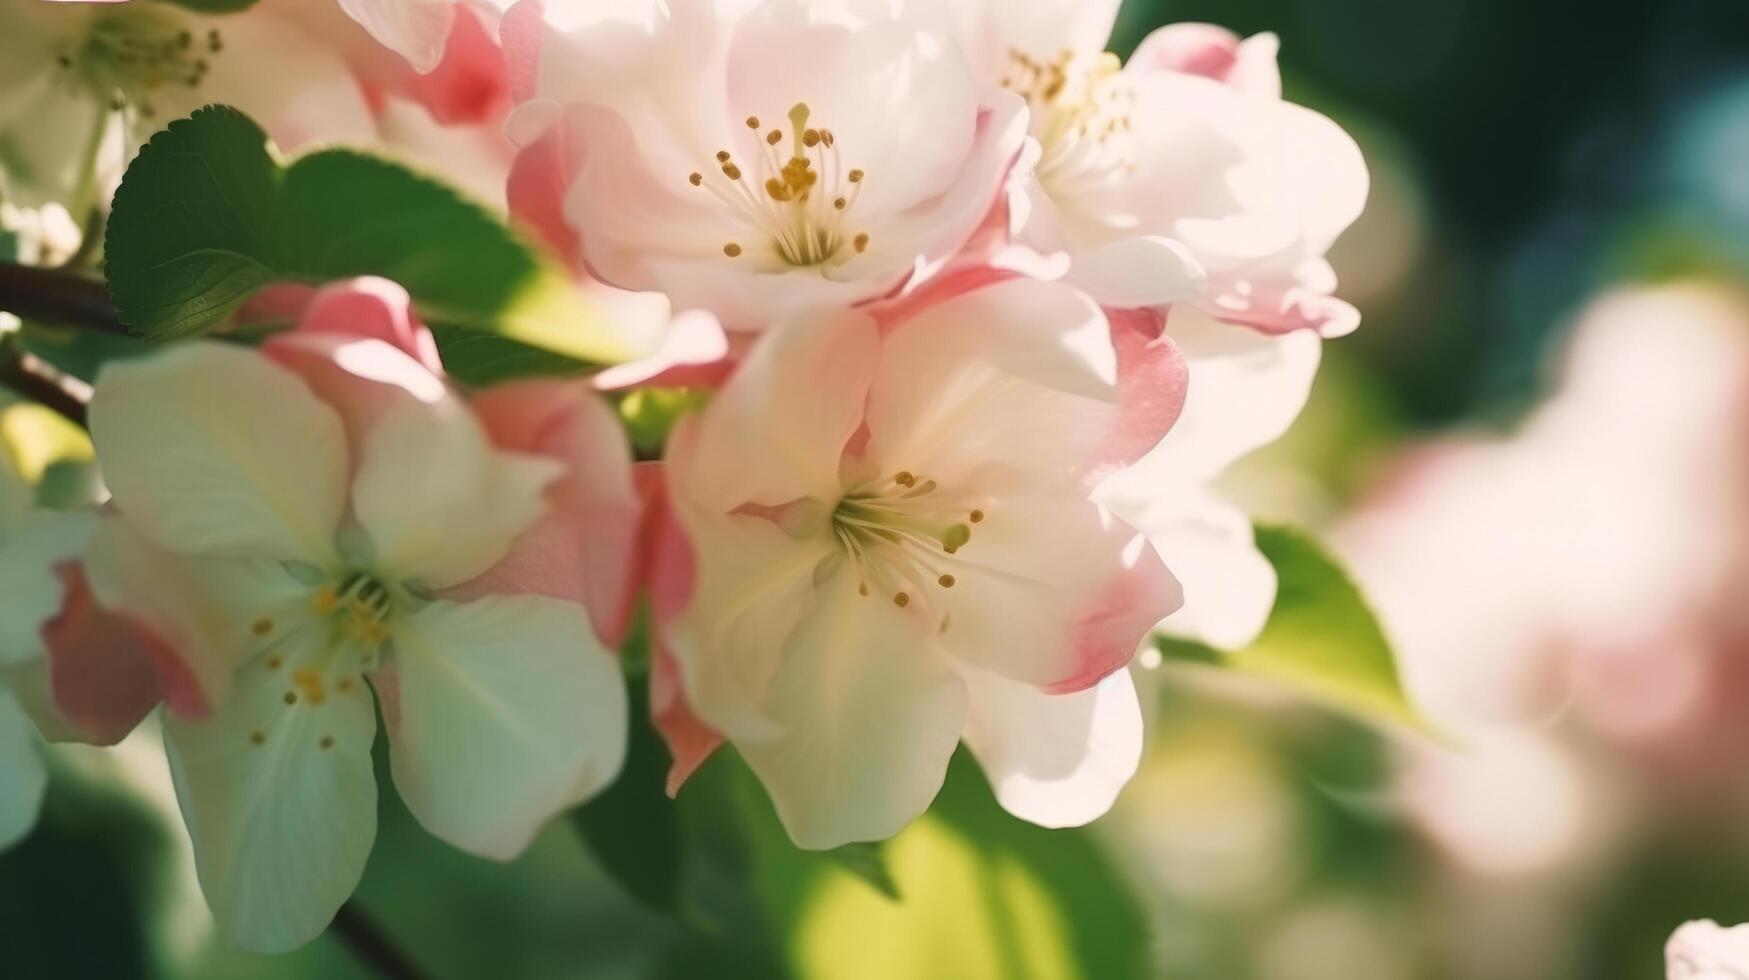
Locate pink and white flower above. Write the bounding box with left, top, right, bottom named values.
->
left=1669, top=920, right=1749, bottom=979
left=662, top=277, right=1185, bottom=847
left=0, top=409, right=166, bottom=849
left=83, top=279, right=635, bottom=952
left=502, top=0, right=1028, bottom=330
left=946, top=5, right=1368, bottom=333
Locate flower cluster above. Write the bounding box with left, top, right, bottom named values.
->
left=0, top=0, right=1365, bottom=953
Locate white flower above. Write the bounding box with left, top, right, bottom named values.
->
left=664, top=278, right=1182, bottom=847
left=504, top=0, right=1028, bottom=329
left=1670, top=920, right=1749, bottom=979
left=86, top=340, right=628, bottom=952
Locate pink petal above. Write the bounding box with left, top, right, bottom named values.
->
left=291, top=276, right=444, bottom=373
left=1207, top=284, right=1362, bottom=339
left=500, top=0, right=545, bottom=105
left=634, top=464, right=722, bottom=795
left=1096, top=306, right=1190, bottom=477
left=592, top=310, right=735, bottom=392
left=506, top=118, right=585, bottom=273
left=374, top=5, right=510, bottom=125
left=41, top=563, right=175, bottom=745
left=448, top=379, right=642, bottom=648
left=1045, top=539, right=1183, bottom=695
left=1129, top=23, right=1241, bottom=79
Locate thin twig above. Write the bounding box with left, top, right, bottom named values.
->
left=329, top=902, right=430, bottom=980
left=0, top=344, right=91, bottom=427
left=0, top=262, right=129, bottom=336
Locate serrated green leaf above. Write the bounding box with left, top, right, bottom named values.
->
left=1156, top=523, right=1425, bottom=732
left=105, top=105, right=631, bottom=367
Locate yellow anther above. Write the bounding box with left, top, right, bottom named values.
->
left=853, top=233, right=870, bottom=253
left=293, top=668, right=328, bottom=706
left=722, top=162, right=742, bottom=181
left=319, top=736, right=336, bottom=751
left=767, top=129, right=783, bottom=146
left=716, top=150, right=732, bottom=163
left=311, top=586, right=339, bottom=614
left=249, top=730, right=266, bottom=746
left=893, top=592, right=910, bottom=608
left=970, top=509, right=985, bottom=524
left=858, top=582, right=870, bottom=597
left=265, top=655, right=283, bottom=671
left=689, top=172, right=704, bottom=186
left=724, top=243, right=743, bottom=257
left=938, top=575, right=956, bottom=588
left=895, top=471, right=915, bottom=487
left=848, top=169, right=864, bottom=183
left=251, top=617, right=273, bottom=637
left=283, top=691, right=297, bottom=705
left=803, top=129, right=821, bottom=148
left=746, top=116, right=761, bottom=129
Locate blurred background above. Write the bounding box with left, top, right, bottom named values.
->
left=5, top=0, right=1749, bottom=977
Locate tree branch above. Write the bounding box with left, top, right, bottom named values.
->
left=0, top=345, right=90, bottom=427
left=0, top=263, right=130, bottom=336
left=330, top=902, right=429, bottom=980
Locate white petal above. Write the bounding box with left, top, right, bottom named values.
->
left=383, top=596, right=628, bottom=860
left=865, top=278, right=1120, bottom=491
left=962, top=668, right=1141, bottom=828
left=0, top=510, right=93, bottom=667
left=338, top=0, right=457, bottom=73
left=1098, top=481, right=1277, bottom=651
left=85, top=516, right=315, bottom=717
left=1147, top=308, right=1322, bottom=480
left=1067, top=235, right=1208, bottom=309
left=670, top=311, right=879, bottom=513
left=164, top=641, right=378, bottom=954
left=709, top=571, right=965, bottom=849
left=91, top=344, right=347, bottom=566
left=352, top=394, right=560, bottom=590
left=0, top=688, right=46, bottom=850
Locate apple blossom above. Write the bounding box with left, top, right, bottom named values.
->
left=1670, top=920, right=1749, bottom=979
left=663, top=277, right=1185, bottom=847
left=944, top=4, right=1368, bottom=332
left=0, top=0, right=379, bottom=208
left=502, top=0, right=1028, bottom=329
left=0, top=410, right=166, bottom=850
left=82, top=283, right=633, bottom=952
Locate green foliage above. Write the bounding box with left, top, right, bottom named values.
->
left=104, top=106, right=631, bottom=369
left=570, top=673, right=684, bottom=915
left=1156, top=524, right=1425, bottom=733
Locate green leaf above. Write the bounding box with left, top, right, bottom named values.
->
left=105, top=105, right=633, bottom=367
left=571, top=673, right=684, bottom=915
left=714, top=752, right=1154, bottom=980
left=1155, top=523, right=1424, bottom=732
left=822, top=842, right=900, bottom=901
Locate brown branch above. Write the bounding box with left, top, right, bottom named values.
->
left=0, top=346, right=90, bottom=427
left=0, top=263, right=129, bottom=336
left=329, top=902, right=430, bottom=980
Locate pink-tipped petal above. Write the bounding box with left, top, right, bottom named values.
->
left=634, top=464, right=722, bottom=794
left=1047, top=536, right=1183, bottom=694
left=451, top=379, right=642, bottom=647
left=1098, top=306, right=1190, bottom=477
left=1129, top=23, right=1241, bottom=79
left=593, top=310, right=734, bottom=392
left=290, top=277, right=443, bottom=373
left=505, top=116, right=584, bottom=272
left=376, top=5, right=510, bottom=125
left=501, top=0, right=545, bottom=105
left=40, top=564, right=169, bottom=746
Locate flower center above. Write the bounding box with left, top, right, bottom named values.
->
left=688, top=102, right=872, bottom=268
left=1002, top=49, right=1135, bottom=200
left=239, top=571, right=390, bottom=754
left=831, top=470, right=986, bottom=624
left=56, top=9, right=224, bottom=121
